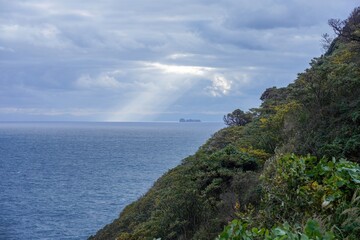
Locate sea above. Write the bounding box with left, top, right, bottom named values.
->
left=0, top=122, right=224, bottom=239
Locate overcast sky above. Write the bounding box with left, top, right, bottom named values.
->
left=0, top=0, right=358, bottom=122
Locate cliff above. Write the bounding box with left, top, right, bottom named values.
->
left=90, top=8, right=360, bottom=240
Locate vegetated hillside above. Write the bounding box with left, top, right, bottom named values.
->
left=90, top=8, right=360, bottom=240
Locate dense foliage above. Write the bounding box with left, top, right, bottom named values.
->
left=223, top=109, right=253, bottom=127
left=217, top=219, right=336, bottom=240
left=218, top=155, right=360, bottom=240
left=90, top=8, right=360, bottom=240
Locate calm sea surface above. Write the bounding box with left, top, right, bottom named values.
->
left=0, top=122, right=223, bottom=239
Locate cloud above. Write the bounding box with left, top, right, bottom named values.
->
left=19, top=1, right=95, bottom=18
left=0, top=0, right=358, bottom=121
left=0, top=23, right=73, bottom=49
left=0, top=46, right=14, bottom=52
left=75, top=72, right=124, bottom=89
left=166, top=53, right=195, bottom=60
left=206, top=75, right=232, bottom=97
left=104, top=61, right=253, bottom=121
left=0, top=107, right=104, bottom=117
left=144, top=62, right=214, bottom=76
left=107, top=62, right=205, bottom=121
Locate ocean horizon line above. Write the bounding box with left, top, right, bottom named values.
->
left=0, top=120, right=224, bottom=123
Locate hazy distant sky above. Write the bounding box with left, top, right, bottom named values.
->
left=0, top=1, right=358, bottom=121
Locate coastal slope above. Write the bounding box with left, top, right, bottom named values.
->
left=90, top=8, right=360, bottom=240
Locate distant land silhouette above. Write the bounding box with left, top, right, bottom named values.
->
left=179, top=118, right=201, bottom=122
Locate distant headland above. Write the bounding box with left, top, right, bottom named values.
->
left=179, top=118, right=201, bottom=122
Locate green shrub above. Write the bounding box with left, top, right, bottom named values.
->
left=259, top=154, right=359, bottom=238
left=217, top=219, right=335, bottom=240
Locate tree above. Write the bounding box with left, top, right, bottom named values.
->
left=223, top=109, right=252, bottom=127
left=328, top=7, right=360, bottom=42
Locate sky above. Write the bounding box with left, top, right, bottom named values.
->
left=0, top=0, right=358, bottom=122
